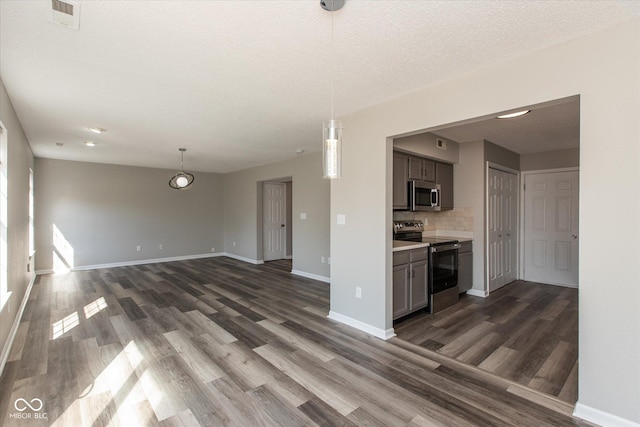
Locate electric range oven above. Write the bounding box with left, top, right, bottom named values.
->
left=394, top=221, right=460, bottom=313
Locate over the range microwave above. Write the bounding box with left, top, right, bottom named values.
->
left=409, top=180, right=441, bottom=211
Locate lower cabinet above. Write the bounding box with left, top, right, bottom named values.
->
left=458, top=241, right=473, bottom=293
left=393, top=248, right=429, bottom=320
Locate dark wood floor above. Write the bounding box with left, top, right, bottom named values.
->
left=394, top=281, right=578, bottom=403
left=0, top=257, right=590, bottom=426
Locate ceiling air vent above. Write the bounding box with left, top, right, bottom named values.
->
left=50, top=0, right=80, bottom=30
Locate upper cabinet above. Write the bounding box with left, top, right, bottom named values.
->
left=436, top=162, right=454, bottom=211
left=393, top=150, right=454, bottom=211
left=393, top=152, right=409, bottom=210
left=408, top=157, right=435, bottom=182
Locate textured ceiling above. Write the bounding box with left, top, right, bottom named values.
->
left=433, top=98, right=581, bottom=154
left=1, top=1, right=638, bottom=173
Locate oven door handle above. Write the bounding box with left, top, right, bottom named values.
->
left=431, top=243, right=460, bottom=252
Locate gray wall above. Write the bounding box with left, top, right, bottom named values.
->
left=454, top=141, right=486, bottom=292
left=485, top=140, right=520, bottom=170
left=34, top=159, right=224, bottom=271
left=331, top=19, right=639, bottom=424
left=520, top=147, right=579, bottom=171
left=0, top=78, right=35, bottom=370
left=393, top=132, right=459, bottom=163
left=224, top=153, right=330, bottom=279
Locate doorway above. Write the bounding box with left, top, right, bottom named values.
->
left=487, top=165, right=519, bottom=293
left=262, top=180, right=292, bottom=262
left=522, top=169, right=579, bottom=287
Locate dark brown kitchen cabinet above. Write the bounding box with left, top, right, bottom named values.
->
left=408, top=156, right=435, bottom=182
left=393, top=248, right=429, bottom=320
left=393, top=152, right=409, bottom=210
left=458, top=241, right=473, bottom=293
left=436, top=162, right=454, bottom=211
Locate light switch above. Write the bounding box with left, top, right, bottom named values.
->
left=300, top=212, right=307, bottom=220
left=337, top=214, right=346, bottom=225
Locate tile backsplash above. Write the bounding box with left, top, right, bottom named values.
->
left=393, top=207, right=474, bottom=232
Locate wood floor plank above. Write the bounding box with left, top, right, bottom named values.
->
left=0, top=258, right=585, bottom=426
left=395, top=280, right=578, bottom=403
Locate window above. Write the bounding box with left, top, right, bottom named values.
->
left=29, top=168, right=34, bottom=257
left=0, top=122, right=8, bottom=309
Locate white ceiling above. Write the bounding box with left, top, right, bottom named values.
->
left=1, top=1, right=638, bottom=173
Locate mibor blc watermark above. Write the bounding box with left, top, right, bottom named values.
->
left=9, top=398, right=48, bottom=420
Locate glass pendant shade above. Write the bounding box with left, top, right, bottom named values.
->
left=323, top=120, right=342, bottom=179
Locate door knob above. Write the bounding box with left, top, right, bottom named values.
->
left=281, top=224, right=285, bottom=227
left=571, top=234, right=578, bottom=239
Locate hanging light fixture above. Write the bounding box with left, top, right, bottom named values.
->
left=321, top=0, right=345, bottom=179
left=169, top=148, right=195, bottom=190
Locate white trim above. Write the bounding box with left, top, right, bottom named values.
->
left=0, top=274, right=36, bottom=378
left=35, top=252, right=267, bottom=275
left=223, top=253, right=264, bottom=265
left=285, top=255, right=293, bottom=260
left=73, top=252, right=225, bottom=271
left=291, top=269, right=330, bottom=283
left=573, top=402, right=639, bottom=427
left=327, top=311, right=396, bottom=340
left=466, top=289, right=488, bottom=298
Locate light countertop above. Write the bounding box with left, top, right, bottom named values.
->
left=393, top=237, right=473, bottom=252
left=392, top=241, right=430, bottom=252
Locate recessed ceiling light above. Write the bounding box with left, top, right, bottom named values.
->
left=88, top=127, right=106, bottom=133
left=84, top=141, right=97, bottom=147
left=56, top=142, right=64, bottom=147
left=296, top=149, right=305, bottom=154
left=497, top=110, right=531, bottom=119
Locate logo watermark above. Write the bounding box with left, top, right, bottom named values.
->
left=9, top=398, right=48, bottom=420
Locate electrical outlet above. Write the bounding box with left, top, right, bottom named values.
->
left=159, top=244, right=164, bottom=250
left=233, top=241, right=236, bottom=247
left=136, top=245, right=142, bottom=252
left=211, top=247, right=215, bottom=253
left=321, top=256, right=325, bottom=263
left=356, top=287, right=362, bottom=299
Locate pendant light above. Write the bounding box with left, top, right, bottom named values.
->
left=321, top=0, right=345, bottom=179
left=169, top=148, right=195, bottom=190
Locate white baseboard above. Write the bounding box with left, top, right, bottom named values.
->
left=574, top=402, right=639, bottom=427
left=223, top=253, right=264, bottom=265
left=327, top=311, right=396, bottom=340
left=35, top=253, right=227, bottom=274
left=291, top=269, right=330, bottom=283
left=0, top=274, right=36, bottom=378
left=466, top=289, right=488, bottom=297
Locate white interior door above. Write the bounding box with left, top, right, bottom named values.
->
left=488, top=167, right=519, bottom=293
left=263, top=182, right=286, bottom=261
left=524, top=171, right=579, bottom=287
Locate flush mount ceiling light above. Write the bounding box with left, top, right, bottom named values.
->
left=169, top=148, right=195, bottom=190
left=84, top=140, right=96, bottom=147
left=497, top=110, right=531, bottom=119
left=321, top=0, right=345, bottom=179
left=88, top=127, right=106, bottom=133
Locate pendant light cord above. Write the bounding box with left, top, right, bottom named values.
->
left=330, top=0, right=335, bottom=121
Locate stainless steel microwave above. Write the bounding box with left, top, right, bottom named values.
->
left=409, top=180, right=441, bottom=211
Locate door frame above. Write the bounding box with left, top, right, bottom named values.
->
left=485, top=161, right=520, bottom=295
left=259, top=177, right=293, bottom=263
left=519, top=167, right=579, bottom=283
